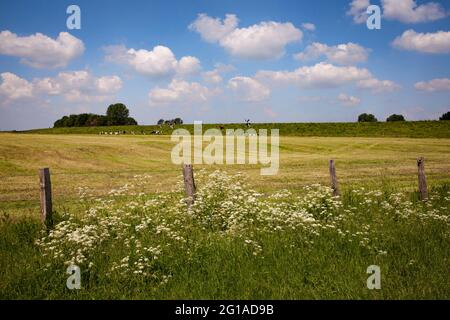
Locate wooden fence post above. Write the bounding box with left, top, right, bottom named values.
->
left=182, top=164, right=196, bottom=207
left=329, top=160, right=340, bottom=196
left=417, top=157, right=428, bottom=201
left=39, top=168, right=53, bottom=227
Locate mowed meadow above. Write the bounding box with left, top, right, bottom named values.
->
left=0, top=124, right=449, bottom=299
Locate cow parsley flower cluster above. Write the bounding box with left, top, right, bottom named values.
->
left=35, top=170, right=450, bottom=289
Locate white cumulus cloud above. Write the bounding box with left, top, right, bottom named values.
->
left=105, top=45, right=200, bottom=78
left=34, top=70, right=123, bottom=102
left=356, top=78, right=400, bottom=93
left=256, top=62, right=371, bottom=88
left=256, top=62, right=399, bottom=93
left=228, top=76, right=271, bottom=102
left=0, top=71, right=122, bottom=106
left=95, top=76, right=123, bottom=94
left=294, top=42, right=370, bottom=65
left=189, top=14, right=302, bottom=59
left=177, top=56, right=202, bottom=76
left=338, top=93, right=361, bottom=107
left=0, top=30, right=84, bottom=69
left=202, top=63, right=235, bottom=84
left=347, top=0, right=371, bottom=24
left=415, top=78, right=450, bottom=92
left=188, top=13, right=239, bottom=43
left=347, top=0, right=447, bottom=24
left=302, top=23, right=316, bottom=31
left=392, top=29, right=450, bottom=54
left=149, top=79, right=211, bottom=105
left=382, top=0, right=447, bottom=23
left=0, top=72, right=34, bottom=105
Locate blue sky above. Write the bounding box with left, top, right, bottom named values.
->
left=0, top=0, right=449, bottom=130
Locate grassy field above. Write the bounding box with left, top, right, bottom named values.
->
left=0, top=132, right=449, bottom=299
left=1, top=133, right=449, bottom=208
left=15, top=120, right=450, bottom=138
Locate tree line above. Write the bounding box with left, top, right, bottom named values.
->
left=157, top=118, right=183, bottom=126
left=358, top=111, right=450, bottom=123
left=53, top=105, right=449, bottom=128
left=54, top=104, right=137, bottom=128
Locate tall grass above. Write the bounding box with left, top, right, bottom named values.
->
left=0, top=171, right=449, bottom=299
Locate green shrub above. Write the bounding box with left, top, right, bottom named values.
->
left=440, top=111, right=450, bottom=121
left=387, top=114, right=405, bottom=122
left=358, top=113, right=378, bottom=122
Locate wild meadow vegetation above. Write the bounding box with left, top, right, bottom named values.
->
left=0, top=130, right=449, bottom=299
left=0, top=170, right=449, bottom=299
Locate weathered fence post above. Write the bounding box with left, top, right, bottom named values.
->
left=329, top=159, right=340, bottom=196
left=39, top=168, right=53, bottom=227
left=182, top=164, right=196, bottom=207
left=417, top=157, right=428, bottom=201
